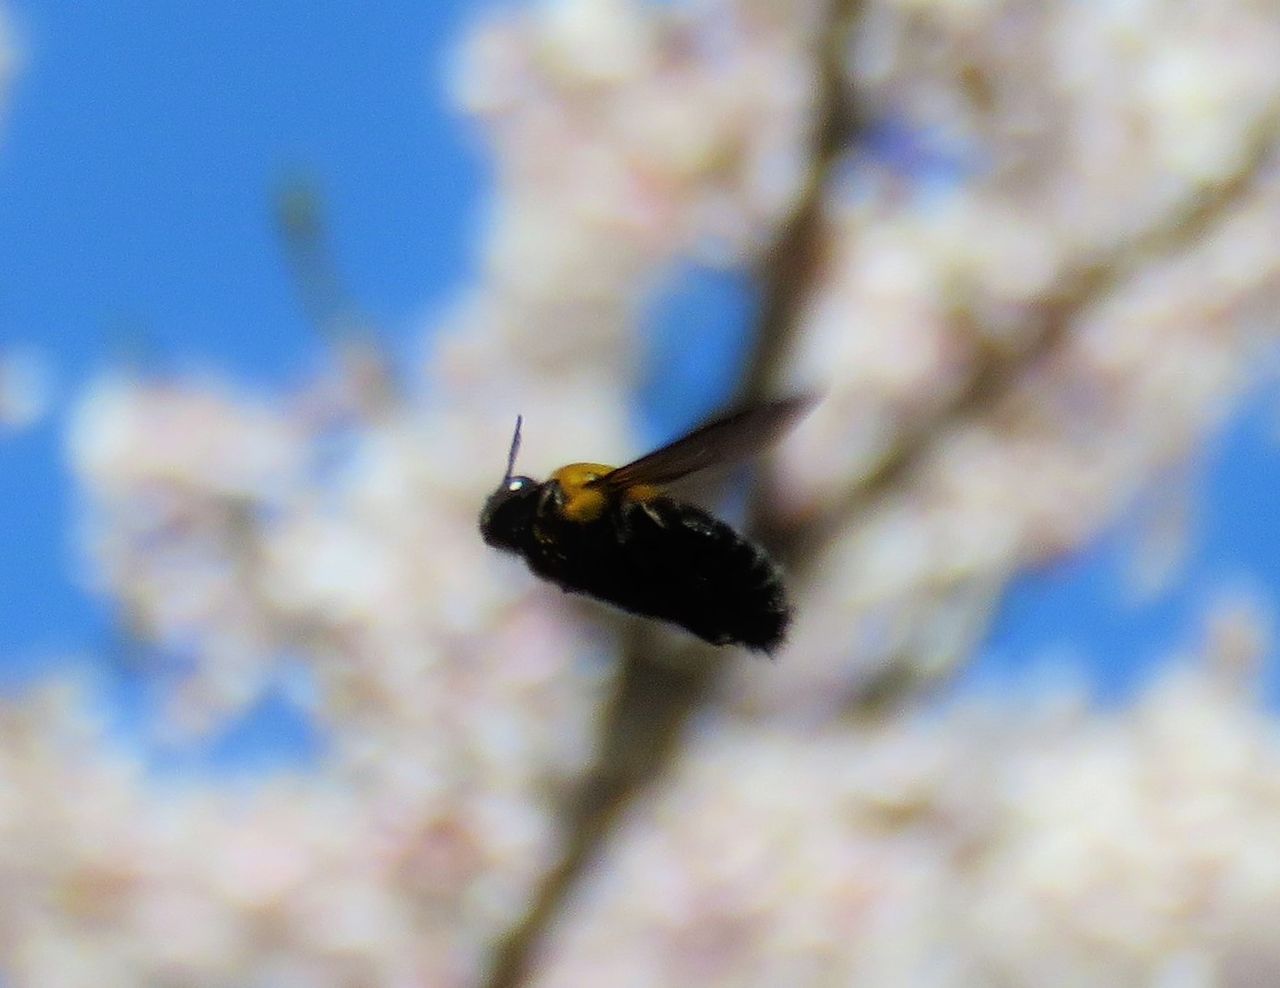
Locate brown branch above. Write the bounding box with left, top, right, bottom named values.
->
left=274, top=172, right=399, bottom=415
left=275, top=173, right=362, bottom=342
left=476, top=4, right=866, bottom=987
left=477, top=17, right=1280, bottom=988
left=766, top=106, right=1280, bottom=715
left=777, top=106, right=1280, bottom=571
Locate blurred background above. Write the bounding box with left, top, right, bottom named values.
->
left=3, top=0, right=1280, bottom=985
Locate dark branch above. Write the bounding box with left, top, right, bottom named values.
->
left=273, top=171, right=398, bottom=413
left=764, top=106, right=1280, bottom=714
left=778, top=106, right=1280, bottom=570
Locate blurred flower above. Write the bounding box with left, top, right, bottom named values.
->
left=2, top=0, right=1280, bottom=984
left=536, top=602, right=1280, bottom=988
left=0, top=6, right=15, bottom=129
left=757, top=0, right=1280, bottom=707
left=0, top=345, right=53, bottom=432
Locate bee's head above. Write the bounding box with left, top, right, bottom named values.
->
left=479, top=415, right=540, bottom=551
left=480, top=474, right=540, bottom=549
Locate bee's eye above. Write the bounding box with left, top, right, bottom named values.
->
left=507, top=476, right=533, bottom=493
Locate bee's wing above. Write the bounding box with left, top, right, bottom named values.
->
left=592, top=394, right=815, bottom=492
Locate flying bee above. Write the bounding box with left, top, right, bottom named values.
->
left=479, top=395, right=813, bottom=654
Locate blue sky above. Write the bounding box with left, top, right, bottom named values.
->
left=0, top=1, right=480, bottom=667
left=1, top=0, right=1276, bottom=723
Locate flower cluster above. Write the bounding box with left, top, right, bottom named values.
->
left=0, top=345, right=52, bottom=432
left=538, top=602, right=1280, bottom=988
left=757, top=0, right=1280, bottom=708
left=3, top=0, right=1280, bottom=985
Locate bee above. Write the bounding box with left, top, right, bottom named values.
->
left=479, top=396, right=812, bottom=654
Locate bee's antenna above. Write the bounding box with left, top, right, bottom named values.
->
left=504, top=415, right=523, bottom=483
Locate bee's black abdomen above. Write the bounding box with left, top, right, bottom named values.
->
left=524, top=494, right=791, bottom=653
left=641, top=502, right=789, bottom=652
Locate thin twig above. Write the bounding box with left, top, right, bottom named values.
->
left=275, top=173, right=361, bottom=342
left=274, top=172, right=398, bottom=414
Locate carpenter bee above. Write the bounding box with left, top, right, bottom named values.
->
left=479, top=396, right=812, bottom=653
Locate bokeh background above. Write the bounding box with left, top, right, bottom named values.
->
left=4, top=1, right=1280, bottom=985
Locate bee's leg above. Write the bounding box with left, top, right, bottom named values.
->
left=538, top=481, right=565, bottom=516
left=612, top=501, right=635, bottom=541
left=614, top=500, right=667, bottom=543
left=640, top=502, right=667, bottom=528
left=532, top=482, right=569, bottom=560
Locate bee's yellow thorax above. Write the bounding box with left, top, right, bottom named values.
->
left=550, top=463, right=662, bottom=522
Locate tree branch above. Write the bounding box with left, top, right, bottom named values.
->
left=782, top=107, right=1280, bottom=569
left=477, top=4, right=866, bottom=986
